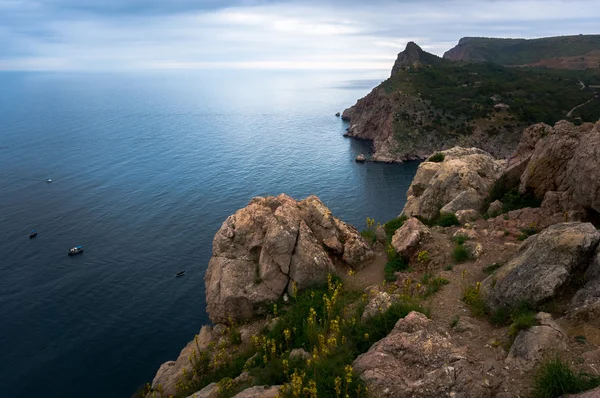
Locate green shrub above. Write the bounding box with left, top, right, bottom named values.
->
left=423, top=277, right=450, bottom=297
left=462, top=283, right=487, bottom=317
left=450, top=315, right=460, bottom=328
left=384, top=255, right=407, bottom=282
left=438, top=213, right=460, bottom=227
left=533, top=356, right=600, bottom=398
left=452, top=243, right=471, bottom=263
left=483, top=262, right=503, bottom=274
left=383, top=215, right=408, bottom=238
left=360, top=229, right=377, bottom=244
left=444, top=264, right=455, bottom=271
left=489, top=307, right=510, bottom=326
left=417, top=250, right=430, bottom=264
left=509, top=310, right=537, bottom=337
left=452, top=234, right=469, bottom=245
left=427, top=152, right=445, bottom=162
left=518, top=223, right=538, bottom=241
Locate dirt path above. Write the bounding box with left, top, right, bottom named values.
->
left=567, top=97, right=595, bottom=118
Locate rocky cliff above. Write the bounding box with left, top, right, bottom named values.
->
left=141, top=120, right=600, bottom=398
left=342, top=40, right=600, bottom=163
left=443, top=35, right=600, bottom=69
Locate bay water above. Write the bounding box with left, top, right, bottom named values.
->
left=0, top=70, right=419, bottom=397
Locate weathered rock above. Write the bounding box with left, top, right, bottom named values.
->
left=361, top=291, right=397, bottom=322
left=289, top=348, right=311, bottom=361
left=456, top=209, right=482, bottom=224
left=453, top=316, right=481, bottom=335
left=205, top=194, right=374, bottom=323
left=232, top=386, right=280, bottom=398
left=187, top=383, right=219, bottom=398
left=355, top=154, right=366, bottom=163
left=481, top=223, right=600, bottom=311
left=402, top=147, right=504, bottom=220
left=566, top=386, right=600, bottom=398
left=353, top=311, right=498, bottom=397
left=514, top=121, right=600, bottom=215
left=440, top=188, right=485, bottom=215
left=506, top=313, right=566, bottom=370
left=375, top=225, right=387, bottom=243
left=487, top=200, right=504, bottom=217
left=391, top=217, right=432, bottom=259
left=464, top=242, right=484, bottom=259
left=569, top=246, right=600, bottom=325
left=150, top=326, right=214, bottom=397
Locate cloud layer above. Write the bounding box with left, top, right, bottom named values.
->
left=1, top=0, right=598, bottom=70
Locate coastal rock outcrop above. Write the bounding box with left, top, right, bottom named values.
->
left=481, top=222, right=600, bottom=311
left=401, top=147, right=504, bottom=220
left=205, top=194, right=374, bottom=323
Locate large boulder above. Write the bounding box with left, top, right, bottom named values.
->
left=401, top=147, right=504, bottom=220
left=353, top=311, right=503, bottom=397
left=514, top=121, right=600, bottom=215
left=205, top=194, right=374, bottom=323
left=481, top=223, right=600, bottom=311
left=232, top=386, right=280, bottom=398
left=569, top=245, right=600, bottom=325
left=391, top=217, right=432, bottom=259
left=506, top=313, right=567, bottom=370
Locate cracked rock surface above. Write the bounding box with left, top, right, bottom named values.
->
left=205, top=194, right=374, bottom=323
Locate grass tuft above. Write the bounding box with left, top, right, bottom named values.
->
left=533, top=356, right=600, bottom=398
left=452, top=243, right=471, bottom=263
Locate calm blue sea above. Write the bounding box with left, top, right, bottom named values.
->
left=0, top=70, right=419, bottom=398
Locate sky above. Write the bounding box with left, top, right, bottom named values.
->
left=1, top=0, right=599, bottom=71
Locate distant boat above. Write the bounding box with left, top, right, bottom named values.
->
left=29, top=230, right=38, bottom=239
left=68, top=246, right=83, bottom=256
left=46, top=179, right=52, bottom=183
left=175, top=271, right=186, bottom=277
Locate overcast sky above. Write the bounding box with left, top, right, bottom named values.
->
left=1, top=0, right=598, bottom=70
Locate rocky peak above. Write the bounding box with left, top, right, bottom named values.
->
left=391, top=41, right=442, bottom=76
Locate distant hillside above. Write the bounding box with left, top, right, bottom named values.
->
left=443, top=35, right=600, bottom=69
left=342, top=42, right=600, bottom=162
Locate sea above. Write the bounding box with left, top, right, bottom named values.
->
left=0, top=70, right=420, bottom=398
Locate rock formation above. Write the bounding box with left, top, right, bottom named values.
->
left=391, top=217, right=432, bottom=259
left=353, top=311, right=505, bottom=397
left=401, top=147, right=504, bottom=220
left=481, top=222, right=600, bottom=311
left=508, top=120, right=600, bottom=217
left=205, top=194, right=374, bottom=323
left=390, top=41, right=442, bottom=75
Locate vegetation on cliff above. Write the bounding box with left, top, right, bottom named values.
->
left=343, top=41, right=600, bottom=162
left=443, top=35, right=600, bottom=67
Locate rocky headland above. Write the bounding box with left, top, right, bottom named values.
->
left=341, top=38, right=600, bottom=163
left=139, top=119, right=600, bottom=398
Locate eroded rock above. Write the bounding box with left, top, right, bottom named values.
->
left=353, top=311, right=500, bottom=397
left=232, top=386, right=280, bottom=398
left=402, top=147, right=504, bottom=220
left=391, top=217, right=432, bottom=259
left=481, top=223, right=600, bottom=311
left=506, top=313, right=566, bottom=370
left=205, top=194, right=374, bottom=323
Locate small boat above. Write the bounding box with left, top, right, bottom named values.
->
left=30, top=230, right=38, bottom=239
left=175, top=271, right=186, bottom=277
left=68, top=246, right=84, bottom=256
left=46, top=179, right=52, bottom=183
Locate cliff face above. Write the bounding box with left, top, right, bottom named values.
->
left=342, top=39, right=600, bottom=162
left=390, top=41, right=443, bottom=76
left=443, top=35, right=600, bottom=68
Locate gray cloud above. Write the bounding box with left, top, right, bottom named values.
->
left=1, top=0, right=598, bottom=70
